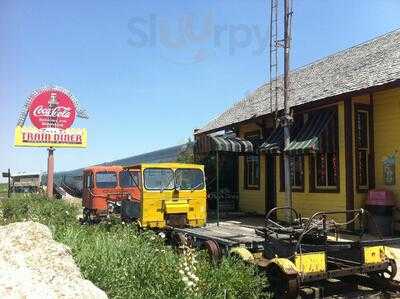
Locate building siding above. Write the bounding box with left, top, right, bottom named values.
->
left=373, top=88, right=400, bottom=200
left=275, top=102, right=347, bottom=221
left=352, top=94, right=371, bottom=209
left=234, top=89, right=400, bottom=220
left=238, top=123, right=266, bottom=213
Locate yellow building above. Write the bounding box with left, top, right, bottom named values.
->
left=194, top=30, right=400, bottom=225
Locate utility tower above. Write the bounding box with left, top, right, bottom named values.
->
left=269, top=0, right=293, bottom=221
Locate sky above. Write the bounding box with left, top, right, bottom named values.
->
left=1, top=0, right=400, bottom=181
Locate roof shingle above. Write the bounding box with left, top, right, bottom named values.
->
left=197, top=29, right=400, bottom=134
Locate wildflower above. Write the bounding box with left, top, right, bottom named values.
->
left=178, top=245, right=200, bottom=294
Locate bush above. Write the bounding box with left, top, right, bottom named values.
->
left=0, top=195, right=268, bottom=298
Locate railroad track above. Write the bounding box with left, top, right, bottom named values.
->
left=299, top=276, right=400, bottom=298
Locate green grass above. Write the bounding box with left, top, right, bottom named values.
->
left=0, top=183, right=8, bottom=195
left=0, top=195, right=269, bottom=299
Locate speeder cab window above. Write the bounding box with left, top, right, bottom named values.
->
left=119, top=171, right=140, bottom=188
left=175, top=169, right=204, bottom=190
left=144, top=168, right=174, bottom=190
left=96, top=172, right=117, bottom=188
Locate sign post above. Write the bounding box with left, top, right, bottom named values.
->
left=8, top=168, right=10, bottom=198
left=15, top=86, right=88, bottom=199
left=2, top=169, right=11, bottom=198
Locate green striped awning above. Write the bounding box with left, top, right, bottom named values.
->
left=285, top=110, right=335, bottom=154
left=259, top=121, right=302, bottom=155
left=259, top=127, right=284, bottom=154
left=209, top=134, right=256, bottom=153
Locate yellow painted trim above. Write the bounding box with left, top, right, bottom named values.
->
left=364, top=246, right=385, bottom=264
left=229, top=247, right=255, bottom=261
left=295, top=251, right=326, bottom=274
left=268, top=258, right=298, bottom=275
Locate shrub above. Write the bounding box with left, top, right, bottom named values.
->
left=0, top=195, right=268, bottom=298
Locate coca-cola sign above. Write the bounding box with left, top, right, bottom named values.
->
left=28, top=88, right=77, bottom=129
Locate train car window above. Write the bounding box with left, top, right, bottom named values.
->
left=144, top=168, right=174, bottom=190
left=175, top=169, right=204, bottom=190
left=119, top=170, right=140, bottom=188
left=85, top=173, right=94, bottom=189
left=96, top=172, right=117, bottom=188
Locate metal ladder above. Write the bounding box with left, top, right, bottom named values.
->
left=269, top=0, right=279, bottom=122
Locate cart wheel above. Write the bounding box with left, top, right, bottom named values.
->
left=202, top=240, right=222, bottom=264
left=371, top=259, right=397, bottom=280
left=82, top=208, right=91, bottom=224
left=172, top=232, right=187, bottom=248
left=186, top=235, right=195, bottom=248
left=267, top=265, right=299, bottom=299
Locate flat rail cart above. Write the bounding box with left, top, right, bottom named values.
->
left=171, top=221, right=265, bottom=263
left=167, top=207, right=400, bottom=298
left=254, top=207, right=400, bottom=298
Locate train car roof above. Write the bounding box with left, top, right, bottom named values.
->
left=124, top=163, right=204, bottom=170
left=83, top=165, right=124, bottom=172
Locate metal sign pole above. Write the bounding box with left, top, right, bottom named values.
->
left=47, top=147, right=55, bottom=198
left=7, top=168, right=10, bottom=198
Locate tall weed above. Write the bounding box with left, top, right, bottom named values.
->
left=0, top=195, right=268, bottom=298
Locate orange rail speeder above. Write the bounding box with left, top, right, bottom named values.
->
left=81, top=165, right=140, bottom=223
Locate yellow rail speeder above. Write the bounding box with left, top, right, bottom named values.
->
left=121, top=163, right=207, bottom=229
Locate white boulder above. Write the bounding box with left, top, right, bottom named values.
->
left=0, top=221, right=108, bottom=299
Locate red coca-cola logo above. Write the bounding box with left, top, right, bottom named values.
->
left=28, top=89, right=76, bottom=129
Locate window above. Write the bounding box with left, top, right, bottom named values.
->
left=119, top=170, right=140, bottom=188
left=175, top=169, right=204, bottom=190
left=310, top=108, right=339, bottom=192
left=280, top=155, right=304, bottom=191
left=355, top=106, right=370, bottom=191
left=95, top=172, right=118, bottom=188
left=85, top=173, right=93, bottom=188
left=244, top=131, right=261, bottom=190
left=245, top=155, right=260, bottom=189
left=144, top=168, right=174, bottom=190
left=314, top=153, right=338, bottom=189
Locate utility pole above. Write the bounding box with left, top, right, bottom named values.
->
left=282, top=0, right=293, bottom=222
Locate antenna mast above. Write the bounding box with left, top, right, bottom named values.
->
left=269, top=0, right=279, bottom=123
left=269, top=0, right=293, bottom=221
left=283, top=0, right=293, bottom=221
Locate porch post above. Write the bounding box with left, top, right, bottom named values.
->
left=344, top=97, right=355, bottom=229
